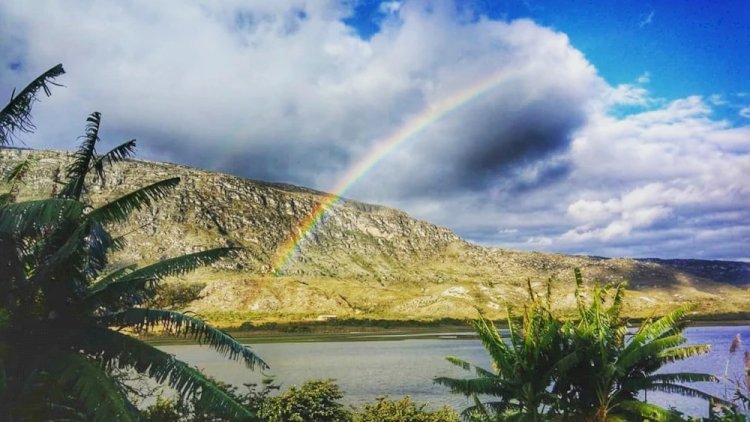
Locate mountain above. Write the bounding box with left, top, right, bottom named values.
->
left=2, top=147, right=748, bottom=324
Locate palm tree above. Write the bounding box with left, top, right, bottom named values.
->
left=0, top=66, right=266, bottom=420
left=435, top=279, right=576, bottom=421
left=554, top=269, right=720, bottom=421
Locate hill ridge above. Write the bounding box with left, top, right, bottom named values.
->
left=2, top=147, right=748, bottom=321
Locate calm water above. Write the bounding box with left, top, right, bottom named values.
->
left=160, top=325, right=750, bottom=417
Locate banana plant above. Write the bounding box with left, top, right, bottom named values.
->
left=435, top=278, right=576, bottom=421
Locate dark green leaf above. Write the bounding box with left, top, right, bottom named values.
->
left=0, top=64, right=65, bottom=145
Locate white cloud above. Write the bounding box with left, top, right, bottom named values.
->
left=740, top=106, right=750, bottom=119
left=606, top=83, right=651, bottom=106
left=379, top=1, right=402, bottom=14
left=544, top=95, right=750, bottom=257
left=525, top=235, right=553, bottom=246
left=709, top=94, right=726, bottom=105
left=639, top=10, right=655, bottom=28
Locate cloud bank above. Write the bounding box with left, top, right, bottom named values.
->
left=1, top=0, right=747, bottom=260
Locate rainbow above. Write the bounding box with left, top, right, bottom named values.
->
left=271, top=67, right=520, bottom=274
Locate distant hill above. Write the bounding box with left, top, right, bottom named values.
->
left=636, top=258, right=750, bottom=286
left=2, top=147, right=748, bottom=324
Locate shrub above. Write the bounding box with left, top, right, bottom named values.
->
left=142, top=396, right=183, bottom=422
left=354, top=396, right=459, bottom=422
left=260, top=379, right=352, bottom=422
left=152, top=281, right=207, bottom=309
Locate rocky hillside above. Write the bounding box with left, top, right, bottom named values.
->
left=2, top=147, right=749, bottom=323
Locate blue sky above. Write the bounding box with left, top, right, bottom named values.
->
left=1, top=0, right=748, bottom=261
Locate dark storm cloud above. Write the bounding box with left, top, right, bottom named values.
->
left=353, top=84, right=589, bottom=200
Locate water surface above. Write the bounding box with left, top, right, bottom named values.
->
left=160, top=325, right=750, bottom=417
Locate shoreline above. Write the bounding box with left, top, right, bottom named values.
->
left=143, top=317, right=750, bottom=346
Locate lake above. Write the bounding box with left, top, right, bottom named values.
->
left=160, top=325, right=750, bottom=418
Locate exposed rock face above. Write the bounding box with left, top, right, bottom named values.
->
left=2, top=147, right=748, bottom=321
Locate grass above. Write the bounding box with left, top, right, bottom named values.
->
left=169, top=268, right=750, bottom=333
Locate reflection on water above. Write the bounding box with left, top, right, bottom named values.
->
left=159, top=325, right=749, bottom=417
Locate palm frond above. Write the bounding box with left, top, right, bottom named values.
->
left=618, top=334, right=687, bottom=371
left=50, top=352, right=138, bottom=422
left=99, top=308, right=267, bottom=370
left=621, top=372, right=718, bottom=397
left=617, top=400, right=684, bottom=422
left=86, top=177, right=180, bottom=225
left=444, top=356, right=496, bottom=379
left=92, top=139, right=136, bottom=183
left=27, top=221, right=94, bottom=290
left=82, top=328, right=256, bottom=420
left=0, top=198, right=83, bottom=236
left=607, top=282, right=627, bottom=319
left=655, top=320, right=688, bottom=342
left=59, top=112, right=101, bottom=200
left=4, top=157, right=36, bottom=184
left=0, top=64, right=65, bottom=145
left=630, top=306, right=691, bottom=347
left=82, top=248, right=237, bottom=308
left=89, top=265, right=136, bottom=288
left=461, top=395, right=511, bottom=421
left=474, top=316, right=512, bottom=374
left=647, top=372, right=718, bottom=384
left=81, top=220, right=117, bottom=278
left=657, top=344, right=712, bottom=364
left=646, top=383, right=725, bottom=404
left=434, top=376, right=504, bottom=397
left=445, top=356, right=472, bottom=371
left=543, top=350, right=580, bottom=382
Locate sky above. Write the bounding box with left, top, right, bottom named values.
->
left=1, top=0, right=748, bottom=261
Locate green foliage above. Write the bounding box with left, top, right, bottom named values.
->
left=0, top=67, right=263, bottom=420
left=0, top=63, right=64, bottom=145
left=51, top=352, right=139, bottom=421
left=143, top=377, right=280, bottom=422
left=142, top=380, right=461, bottom=422
left=260, top=379, right=352, bottom=422
left=438, top=270, right=723, bottom=421
left=142, top=395, right=183, bottom=422
left=435, top=278, right=574, bottom=421
left=354, top=396, right=460, bottom=422
left=556, top=269, right=718, bottom=421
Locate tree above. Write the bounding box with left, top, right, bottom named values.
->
left=259, top=379, right=352, bottom=422
left=437, top=270, right=723, bottom=421
left=0, top=66, right=266, bottom=420
left=555, top=269, right=720, bottom=421
left=435, top=278, right=575, bottom=421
